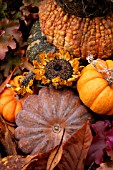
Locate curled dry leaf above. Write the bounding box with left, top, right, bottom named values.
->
left=1, top=120, right=92, bottom=170
left=56, top=120, right=92, bottom=170
left=0, top=67, right=17, bottom=93
left=26, top=121, right=92, bottom=170
left=0, top=155, right=36, bottom=170
left=24, top=152, right=49, bottom=170
left=0, top=115, right=17, bottom=156
left=0, top=18, right=22, bottom=60
left=47, top=145, right=63, bottom=170
left=15, top=86, right=90, bottom=155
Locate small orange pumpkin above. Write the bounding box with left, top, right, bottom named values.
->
left=77, top=59, right=113, bottom=115
left=0, top=75, right=31, bottom=122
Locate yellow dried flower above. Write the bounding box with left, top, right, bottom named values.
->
left=32, top=49, right=82, bottom=87
left=9, top=73, right=34, bottom=96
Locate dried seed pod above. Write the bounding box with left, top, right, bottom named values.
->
left=15, top=86, right=90, bottom=155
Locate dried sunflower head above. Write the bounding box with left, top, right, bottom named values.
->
left=32, top=49, right=82, bottom=87
left=8, top=73, right=34, bottom=96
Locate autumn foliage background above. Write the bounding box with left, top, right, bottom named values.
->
left=1, top=0, right=113, bottom=170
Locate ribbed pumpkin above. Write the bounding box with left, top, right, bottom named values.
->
left=0, top=76, right=29, bottom=122
left=15, top=86, right=90, bottom=155
left=39, top=0, right=113, bottom=59
left=77, top=59, right=113, bottom=115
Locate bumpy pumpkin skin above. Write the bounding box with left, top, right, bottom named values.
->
left=77, top=60, right=113, bottom=115
left=0, top=88, right=26, bottom=122
left=55, top=0, right=113, bottom=17
left=39, top=0, right=113, bottom=59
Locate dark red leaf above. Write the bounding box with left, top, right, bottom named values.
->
left=106, top=126, right=113, bottom=149
left=85, top=120, right=111, bottom=166
left=0, top=30, right=5, bottom=35
left=0, top=18, right=22, bottom=60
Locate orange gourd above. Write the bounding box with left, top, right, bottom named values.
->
left=0, top=76, right=30, bottom=122
left=77, top=59, right=113, bottom=115
left=0, top=88, right=25, bottom=122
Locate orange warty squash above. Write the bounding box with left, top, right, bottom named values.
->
left=39, top=0, right=113, bottom=59
left=0, top=76, right=31, bottom=122
left=77, top=59, right=113, bottom=115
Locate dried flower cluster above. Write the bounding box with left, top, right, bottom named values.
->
left=31, top=49, right=82, bottom=87
left=8, top=74, right=34, bottom=96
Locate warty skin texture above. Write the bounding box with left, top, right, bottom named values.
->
left=39, top=0, right=113, bottom=59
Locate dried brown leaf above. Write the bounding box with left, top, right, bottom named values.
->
left=56, top=121, right=92, bottom=170
left=107, top=150, right=113, bottom=161
left=0, top=34, right=16, bottom=60
left=0, top=18, right=22, bottom=60
left=0, top=155, right=36, bottom=170
left=19, top=56, right=33, bottom=71
left=22, top=0, right=43, bottom=7
left=47, top=145, right=63, bottom=170
left=0, top=115, right=17, bottom=156
left=12, top=121, right=92, bottom=170
left=5, top=21, right=22, bottom=42
left=23, top=152, right=49, bottom=170
left=96, top=162, right=113, bottom=170
left=0, top=67, right=17, bottom=93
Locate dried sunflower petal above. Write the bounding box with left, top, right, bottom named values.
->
left=32, top=49, right=82, bottom=87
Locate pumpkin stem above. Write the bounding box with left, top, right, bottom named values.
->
left=87, top=55, right=113, bottom=85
